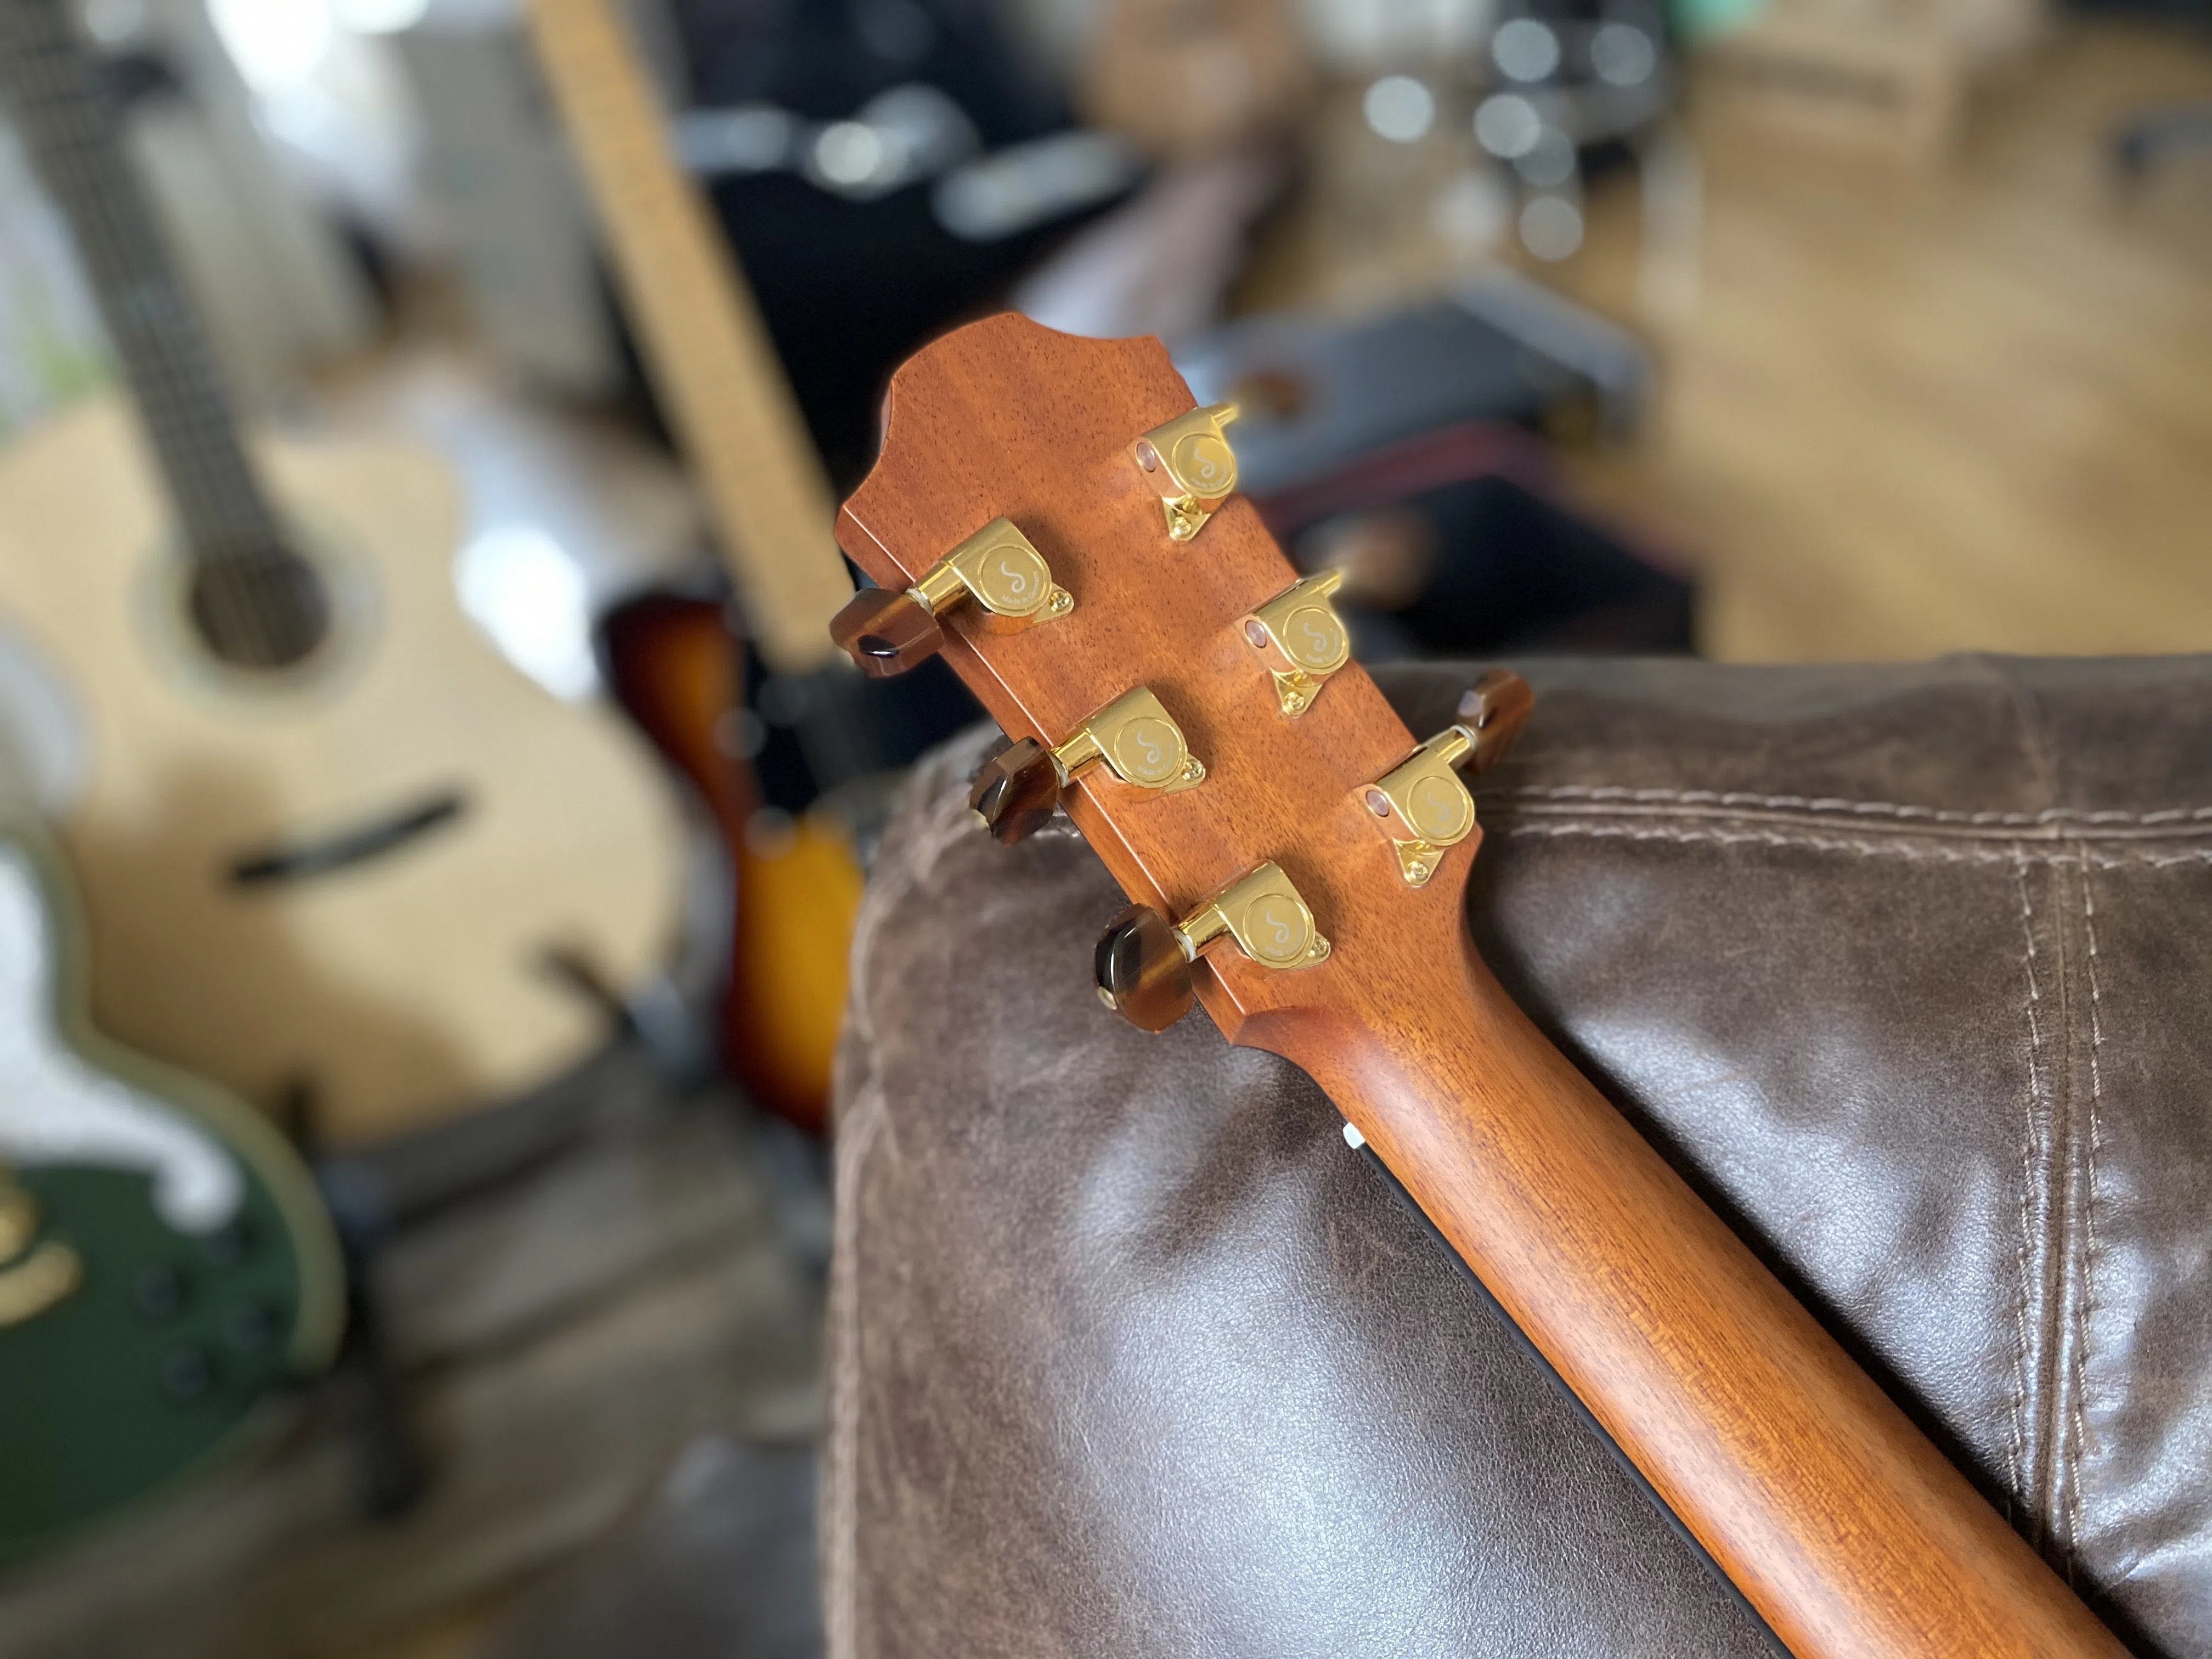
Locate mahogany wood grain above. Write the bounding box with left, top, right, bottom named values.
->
left=834, top=313, right=2125, bottom=1659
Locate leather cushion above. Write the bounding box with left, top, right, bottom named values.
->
left=825, top=655, right=2212, bottom=1658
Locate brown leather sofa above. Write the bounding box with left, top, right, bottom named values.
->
left=825, top=655, right=2212, bottom=1658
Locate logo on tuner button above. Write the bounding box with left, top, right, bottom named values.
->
left=1113, top=717, right=1184, bottom=788
left=1246, top=895, right=1310, bottom=966
left=1171, top=431, right=1234, bottom=496
left=975, top=543, right=1048, bottom=616
left=1406, top=774, right=1472, bottom=843
left=1284, top=605, right=1347, bottom=672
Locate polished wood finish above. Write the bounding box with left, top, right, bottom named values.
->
left=836, top=313, right=2125, bottom=1658
left=524, top=0, right=853, bottom=674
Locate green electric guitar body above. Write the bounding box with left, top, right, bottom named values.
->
left=0, top=825, right=343, bottom=1562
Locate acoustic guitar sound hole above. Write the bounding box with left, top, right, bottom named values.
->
left=187, top=550, right=333, bottom=673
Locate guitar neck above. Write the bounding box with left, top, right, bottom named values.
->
left=1285, top=942, right=2119, bottom=1658
left=0, top=0, right=285, bottom=565
left=831, top=314, right=2127, bottom=1659
left=524, top=0, right=851, bottom=675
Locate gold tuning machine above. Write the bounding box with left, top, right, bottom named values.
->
left=1359, top=669, right=1534, bottom=887
left=1094, top=862, right=1332, bottom=1031
left=832, top=517, right=1071, bottom=677
left=1240, top=569, right=1351, bottom=718
left=1131, top=402, right=1240, bottom=543
left=970, top=686, right=1206, bottom=844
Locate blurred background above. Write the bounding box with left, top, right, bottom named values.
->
left=0, top=0, right=2203, bottom=1652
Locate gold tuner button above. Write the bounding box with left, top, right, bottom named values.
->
left=1361, top=669, right=1534, bottom=887
left=1094, top=861, right=1331, bottom=1032
left=969, top=686, right=1206, bottom=845
left=832, top=517, right=1071, bottom=677
left=1240, top=569, right=1351, bottom=718
left=1132, top=402, right=1240, bottom=543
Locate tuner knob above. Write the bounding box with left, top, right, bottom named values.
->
left=1132, top=403, right=1240, bottom=543
left=1360, top=669, right=1534, bottom=888
left=831, top=517, right=1071, bottom=678
left=1094, top=862, right=1330, bottom=1032
left=969, top=738, right=1062, bottom=844
left=831, top=586, right=944, bottom=677
left=1093, top=905, right=1195, bottom=1032
left=969, top=686, right=1206, bottom=844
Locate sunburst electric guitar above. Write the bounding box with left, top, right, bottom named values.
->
left=0, top=0, right=683, bottom=1147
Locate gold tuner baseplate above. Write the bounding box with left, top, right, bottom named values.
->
left=1358, top=669, right=1534, bottom=887
left=1131, top=402, right=1240, bottom=543
left=1240, top=569, right=1350, bottom=718
left=1094, top=862, right=1331, bottom=1031
left=969, top=686, right=1205, bottom=844
left=832, top=517, right=1071, bottom=676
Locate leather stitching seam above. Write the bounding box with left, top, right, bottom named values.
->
left=2010, top=849, right=2050, bottom=1543
left=2068, top=850, right=2109, bottom=1562
left=1491, top=820, right=2212, bottom=870
left=1501, top=786, right=2212, bottom=827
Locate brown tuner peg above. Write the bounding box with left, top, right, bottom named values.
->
left=830, top=586, right=944, bottom=678
left=1361, top=669, right=1537, bottom=887
left=1093, top=905, right=1197, bottom=1032
left=1094, top=863, right=1330, bottom=1032
left=829, top=518, right=1071, bottom=677
left=969, top=738, right=1064, bottom=844
left=970, top=687, right=1206, bottom=846
left=1457, top=668, right=1533, bottom=775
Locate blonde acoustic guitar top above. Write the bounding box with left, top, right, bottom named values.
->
left=0, top=398, right=685, bottom=1147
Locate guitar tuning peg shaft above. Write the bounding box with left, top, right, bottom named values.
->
left=1458, top=667, right=1533, bottom=775
left=830, top=517, right=1071, bottom=678
left=1361, top=668, right=1534, bottom=888
left=968, top=686, right=1205, bottom=844
left=1094, top=862, right=1329, bottom=1032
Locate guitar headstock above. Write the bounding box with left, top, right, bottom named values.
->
left=834, top=314, right=1527, bottom=1047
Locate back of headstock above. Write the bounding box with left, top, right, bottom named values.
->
left=832, top=314, right=1525, bottom=1048
left=832, top=316, right=2138, bottom=1659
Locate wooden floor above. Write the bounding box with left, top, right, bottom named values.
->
left=1559, top=20, right=2212, bottom=662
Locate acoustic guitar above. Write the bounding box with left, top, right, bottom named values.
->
left=0, top=815, right=343, bottom=1562
left=524, top=0, right=869, bottom=1133
left=0, top=0, right=685, bottom=1147
left=826, top=314, right=2126, bottom=1657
